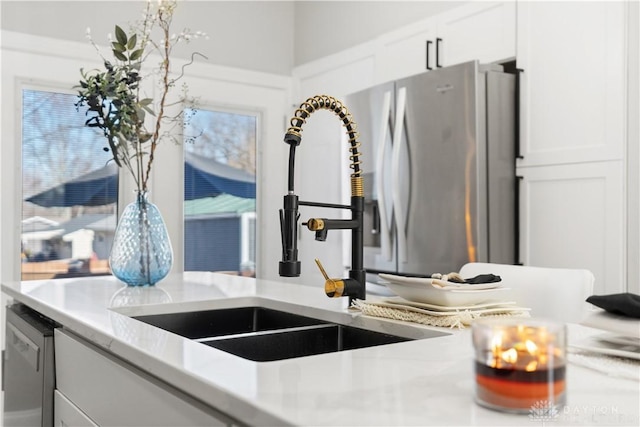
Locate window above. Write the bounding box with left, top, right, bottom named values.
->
left=21, top=88, right=117, bottom=280
left=183, top=107, right=258, bottom=276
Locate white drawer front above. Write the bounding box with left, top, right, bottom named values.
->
left=54, top=329, right=231, bottom=426
left=54, top=390, right=98, bottom=427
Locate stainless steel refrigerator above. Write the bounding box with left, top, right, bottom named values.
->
left=346, top=60, right=516, bottom=280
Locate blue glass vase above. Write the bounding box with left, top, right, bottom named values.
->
left=109, top=191, right=173, bottom=286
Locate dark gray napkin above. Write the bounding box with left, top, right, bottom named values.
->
left=586, top=293, right=640, bottom=319
left=446, top=273, right=501, bottom=284
left=464, top=274, right=502, bottom=284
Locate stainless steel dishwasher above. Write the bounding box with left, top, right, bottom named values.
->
left=3, top=303, right=57, bottom=427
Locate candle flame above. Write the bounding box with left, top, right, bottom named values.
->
left=490, top=332, right=503, bottom=352
left=525, top=339, right=538, bottom=354
left=525, top=360, right=538, bottom=372
left=501, top=348, right=518, bottom=364
left=486, top=326, right=560, bottom=370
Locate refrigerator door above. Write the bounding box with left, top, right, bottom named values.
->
left=395, top=61, right=488, bottom=275
left=346, top=82, right=397, bottom=274
left=486, top=70, right=516, bottom=264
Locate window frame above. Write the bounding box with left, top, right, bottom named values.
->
left=18, top=83, right=121, bottom=279
left=181, top=102, right=262, bottom=275
left=7, top=79, right=95, bottom=281
left=14, top=87, right=264, bottom=281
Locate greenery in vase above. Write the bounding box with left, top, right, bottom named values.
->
left=75, top=0, right=205, bottom=193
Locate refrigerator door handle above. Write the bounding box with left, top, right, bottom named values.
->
left=392, top=86, right=408, bottom=264
left=375, top=90, right=393, bottom=261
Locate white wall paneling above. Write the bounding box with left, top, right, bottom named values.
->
left=518, top=161, right=624, bottom=296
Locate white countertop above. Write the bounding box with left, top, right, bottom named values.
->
left=2, top=273, right=639, bottom=426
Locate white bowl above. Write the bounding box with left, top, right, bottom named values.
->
left=379, top=273, right=512, bottom=307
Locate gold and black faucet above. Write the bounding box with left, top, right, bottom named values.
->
left=278, top=95, right=366, bottom=303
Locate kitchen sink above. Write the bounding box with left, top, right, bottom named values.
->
left=131, top=304, right=447, bottom=362
left=202, top=323, right=410, bottom=362
left=133, top=306, right=327, bottom=339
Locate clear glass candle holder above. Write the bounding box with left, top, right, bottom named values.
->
left=471, top=318, right=567, bottom=414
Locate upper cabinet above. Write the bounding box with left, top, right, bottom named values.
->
left=375, top=1, right=516, bottom=83
left=516, top=1, right=627, bottom=166
left=437, top=1, right=516, bottom=68
left=375, top=19, right=438, bottom=83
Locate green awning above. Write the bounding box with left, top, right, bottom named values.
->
left=184, top=194, right=255, bottom=216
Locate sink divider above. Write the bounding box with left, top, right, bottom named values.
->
left=193, top=323, right=337, bottom=343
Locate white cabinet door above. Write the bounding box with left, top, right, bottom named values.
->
left=374, top=1, right=516, bottom=83
left=375, top=18, right=438, bottom=83
left=517, top=161, right=624, bottom=295
left=437, top=1, right=516, bottom=67
left=517, top=1, right=626, bottom=166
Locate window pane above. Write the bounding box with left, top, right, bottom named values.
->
left=183, top=108, right=257, bottom=277
left=21, top=89, right=117, bottom=280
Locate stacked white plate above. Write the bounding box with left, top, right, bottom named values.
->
left=570, top=310, right=640, bottom=360
left=377, top=273, right=528, bottom=315
left=379, top=273, right=512, bottom=306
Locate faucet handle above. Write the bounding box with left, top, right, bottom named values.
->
left=314, top=258, right=345, bottom=298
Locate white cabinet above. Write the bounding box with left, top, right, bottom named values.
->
left=516, top=1, right=629, bottom=293
left=54, top=329, right=233, bottom=426
left=437, top=1, right=516, bottom=67
left=517, top=161, right=624, bottom=295
left=375, top=1, right=516, bottom=82
left=54, top=391, right=98, bottom=427
left=375, top=19, right=438, bottom=82
left=516, top=1, right=626, bottom=166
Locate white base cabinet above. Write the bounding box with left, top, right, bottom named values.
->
left=54, top=391, right=98, bottom=427
left=54, top=329, right=235, bottom=427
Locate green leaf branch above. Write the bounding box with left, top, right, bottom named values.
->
left=75, top=0, right=206, bottom=193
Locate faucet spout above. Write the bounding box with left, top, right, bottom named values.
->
left=278, top=95, right=366, bottom=302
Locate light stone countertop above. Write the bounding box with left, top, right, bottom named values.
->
left=2, top=273, right=639, bottom=426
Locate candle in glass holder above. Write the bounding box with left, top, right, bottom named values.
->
left=471, top=318, right=566, bottom=413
